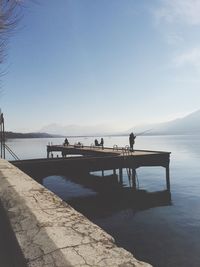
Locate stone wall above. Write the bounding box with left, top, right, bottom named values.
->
left=0, top=159, right=152, bottom=267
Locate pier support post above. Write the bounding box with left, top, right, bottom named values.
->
left=132, top=168, right=136, bottom=190
left=166, top=165, right=170, bottom=191
left=102, top=170, right=104, bottom=177
left=119, top=168, right=123, bottom=185
left=113, top=169, right=116, bottom=175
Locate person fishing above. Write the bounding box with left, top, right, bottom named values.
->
left=100, top=138, right=104, bottom=149
left=129, top=132, right=136, bottom=152
left=94, top=139, right=99, bottom=146
left=129, top=129, right=152, bottom=151
left=64, top=138, right=69, bottom=146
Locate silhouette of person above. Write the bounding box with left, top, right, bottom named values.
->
left=129, top=132, right=136, bottom=151
left=100, top=138, right=104, bottom=149
left=64, top=138, right=69, bottom=146
left=62, top=151, right=66, bottom=157
left=95, top=139, right=99, bottom=146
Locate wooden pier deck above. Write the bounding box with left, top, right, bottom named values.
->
left=47, top=144, right=170, bottom=158
left=13, top=144, right=171, bottom=191
left=46, top=144, right=170, bottom=168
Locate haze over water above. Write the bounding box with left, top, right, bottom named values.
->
left=6, top=135, right=200, bottom=267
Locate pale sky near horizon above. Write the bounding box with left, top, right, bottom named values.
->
left=2, top=0, right=200, bottom=132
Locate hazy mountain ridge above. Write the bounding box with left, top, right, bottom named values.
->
left=39, top=110, right=200, bottom=136
left=40, top=123, right=118, bottom=136
left=129, top=109, right=200, bottom=135
left=4, top=132, right=63, bottom=139
left=7, top=109, right=200, bottom=138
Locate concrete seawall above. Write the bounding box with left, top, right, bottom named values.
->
left=0, top=159, right=152, bottom=267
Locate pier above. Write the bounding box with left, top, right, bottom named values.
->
left=14, top=144, right=171, bottom=191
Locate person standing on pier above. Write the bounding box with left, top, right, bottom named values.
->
left=95, top=139, right=99, bottom=146
left=129, top=132, right=136, bottom=151
left=64, top=138, right=69, bottom=146
left=100, top=138, right=104, bottom=149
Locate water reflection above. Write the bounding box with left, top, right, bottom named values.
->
left=43, top=175, right=97, bottom=200
left=6, top=135, right=200, bottom=267
left=69, top=189, right=171, bottom=219
left=42, top=172, right=171, bottom=219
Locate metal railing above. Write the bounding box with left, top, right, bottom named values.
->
left=4, top=144, right=20, bottom=161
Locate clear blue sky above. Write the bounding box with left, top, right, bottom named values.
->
left=2, top=0, right=200, bottom=132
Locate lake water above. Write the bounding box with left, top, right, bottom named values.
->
left=6, top=135, right=200, bottom=267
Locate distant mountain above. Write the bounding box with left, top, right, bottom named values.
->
left=4, top=132, right=63, bottom=139
left=40, top=123, right=118, bottom=136
left=128, top=109, right=200, bottom=135
left=39, top=109, right=200, bottom=137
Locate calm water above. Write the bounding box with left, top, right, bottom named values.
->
left=6, top=135, right=200, bottom=267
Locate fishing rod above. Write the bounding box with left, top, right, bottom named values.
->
left=135, top=128, right=153, bottom=137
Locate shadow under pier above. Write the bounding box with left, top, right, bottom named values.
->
left=58, top=171, right=172, bottom=218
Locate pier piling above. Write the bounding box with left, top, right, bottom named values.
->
left=119, top=168, right=123, bottom=185
left=166, top=165, right=170, bottom=191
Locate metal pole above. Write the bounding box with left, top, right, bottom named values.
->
left=2, top=114, right=5, bottom=159
left=0, top=114, right=2, bottom=159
